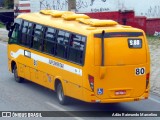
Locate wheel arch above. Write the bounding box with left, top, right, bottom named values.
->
left=54, top=77, right=67, bottom=95
left=11, top=60, right=16, bottom=73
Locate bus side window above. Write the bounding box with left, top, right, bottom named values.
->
left=68, top=34, right=86, bottom=65
left=44, top=27, right=56, bottom=55
left=8, top=24, right=19, bottom=44
left=55, top=30, right=70, bottom=59
left=27, top=22, right=35, bottom=47
left=8, top=19, right=22, bottom=44
left=21, top=21, right=30, bottom=46
left=32, top=24, right=43, bottom=50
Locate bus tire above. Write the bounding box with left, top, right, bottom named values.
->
left=13, top=65, right=23, bottom=83
left=56, top=82, right=68, bottom=105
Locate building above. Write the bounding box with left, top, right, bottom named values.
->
left=14, top=0, right=30, bottom=17
left=14, top=0, right=160, bottom=35
left=0, top=0, right=14, bottom=23
left=0, top=0, right=4, bottom=7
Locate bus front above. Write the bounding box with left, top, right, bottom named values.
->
left=84, top=28, right=150, bottom=103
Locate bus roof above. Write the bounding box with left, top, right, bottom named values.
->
left=17, top=10, right=143, bottom=36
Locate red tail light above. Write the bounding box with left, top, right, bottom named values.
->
left=88, top=75, right=94, bottom=91
left=146, top=73, right=150, bottom=89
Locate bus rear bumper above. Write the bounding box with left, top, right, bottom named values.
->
left=99, top=95, right=148, bottom=103
left=83, top=90, right=149, bottom=103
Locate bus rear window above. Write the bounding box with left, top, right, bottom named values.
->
left=94, top=32, right=143, bottom=38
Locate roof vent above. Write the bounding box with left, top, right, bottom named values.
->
left=62, top=13, right=90, bottom=20
left=40, top=10, right=57, bottom=15
left=40, top=10, right=74, bottom=17
left=50, top=11, right=74, bottom=17
left=123, top=25, right=132, bottom=28
left=40, top=10, right=118, bottom=27
left=77, top=18, right=118, bottom=27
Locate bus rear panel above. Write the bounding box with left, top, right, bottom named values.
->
left=83, top=30, right=150, bottom=103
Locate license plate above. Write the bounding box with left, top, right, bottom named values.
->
left=115, top=90, right=126, bottom=95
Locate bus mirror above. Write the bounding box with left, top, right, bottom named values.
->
left=8, top=31, right=12, bottom=38
left=6, top=22, right=12, bottom=31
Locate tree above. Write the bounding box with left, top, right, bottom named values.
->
left=4, top=0, right=14, bottom=9
left=68, top=0, right=76, bottom=11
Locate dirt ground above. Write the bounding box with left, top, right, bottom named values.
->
left=148, top=37, right=160, bottom=96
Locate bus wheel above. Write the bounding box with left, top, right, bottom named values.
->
left=56, top=83, right=68, bottom=105
left=13, top=65, right=23, bottom=83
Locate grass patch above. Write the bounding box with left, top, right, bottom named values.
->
left=147, top=35, right=160, bottom=46
left=0, top=22, right=5, bottom=28
left=147, top=35, right=159, bottom=40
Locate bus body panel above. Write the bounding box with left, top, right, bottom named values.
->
left=91, top=31, right=150, bottom=100
left=94, top=64, right=149, bottom=99
left=82, top=87, right=149, bottom=103
left=8, top=44, right=84, bottom=101
left=7, top=12, right=150, bottom=104
left=94, top=34, right=147, bottom=66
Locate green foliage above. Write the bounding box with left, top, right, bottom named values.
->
left=147, top=35, right=159, bottom=40
left=4, top=0, right=14, bottom=9
left=0, top=22, right=4, bottom=28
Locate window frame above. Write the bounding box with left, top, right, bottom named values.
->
left=55, top=30, right=71, bottom=59
left=16, top=19, right=87, bottom=66
left=21, top=20, right=29, bottom=46
left=8, top=18, right=22, bottom=44
left=43, top=27, right=57, bottom=55
left=32, top=24, right=44, bottom=51
left=67, top=33, right=86, bottom=65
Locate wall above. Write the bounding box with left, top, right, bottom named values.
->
left=0, top=0, right=4, bottom=7
left=14, top=0, right=19, bottom=5
left=30, top=0, right=68, bottom=12
left=76, top=0, right=117, bottom=13
left=18, top=0, right=160, bottom=19
left=146, top=18, right=160, bottom=35
left=86, top=11, right=147, bottom=32
left=16, top=0, right=160, bottom=35
left=76, top=0, right=160, bottom=18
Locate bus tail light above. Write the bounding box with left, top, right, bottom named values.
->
left=146, top=73, right=150, bottom=89
left=88, top=75, right=94, bottom=91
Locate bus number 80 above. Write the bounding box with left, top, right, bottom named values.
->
left=135, top=68, right=145, bottom=75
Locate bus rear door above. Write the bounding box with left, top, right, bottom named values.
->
left=94, top=31, right=150, bottom=100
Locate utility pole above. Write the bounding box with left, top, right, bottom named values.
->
left=68, top=0, right=76, bottom=11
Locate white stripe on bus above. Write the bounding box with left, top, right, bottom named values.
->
left=10, top=49, right=82, bottom=76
